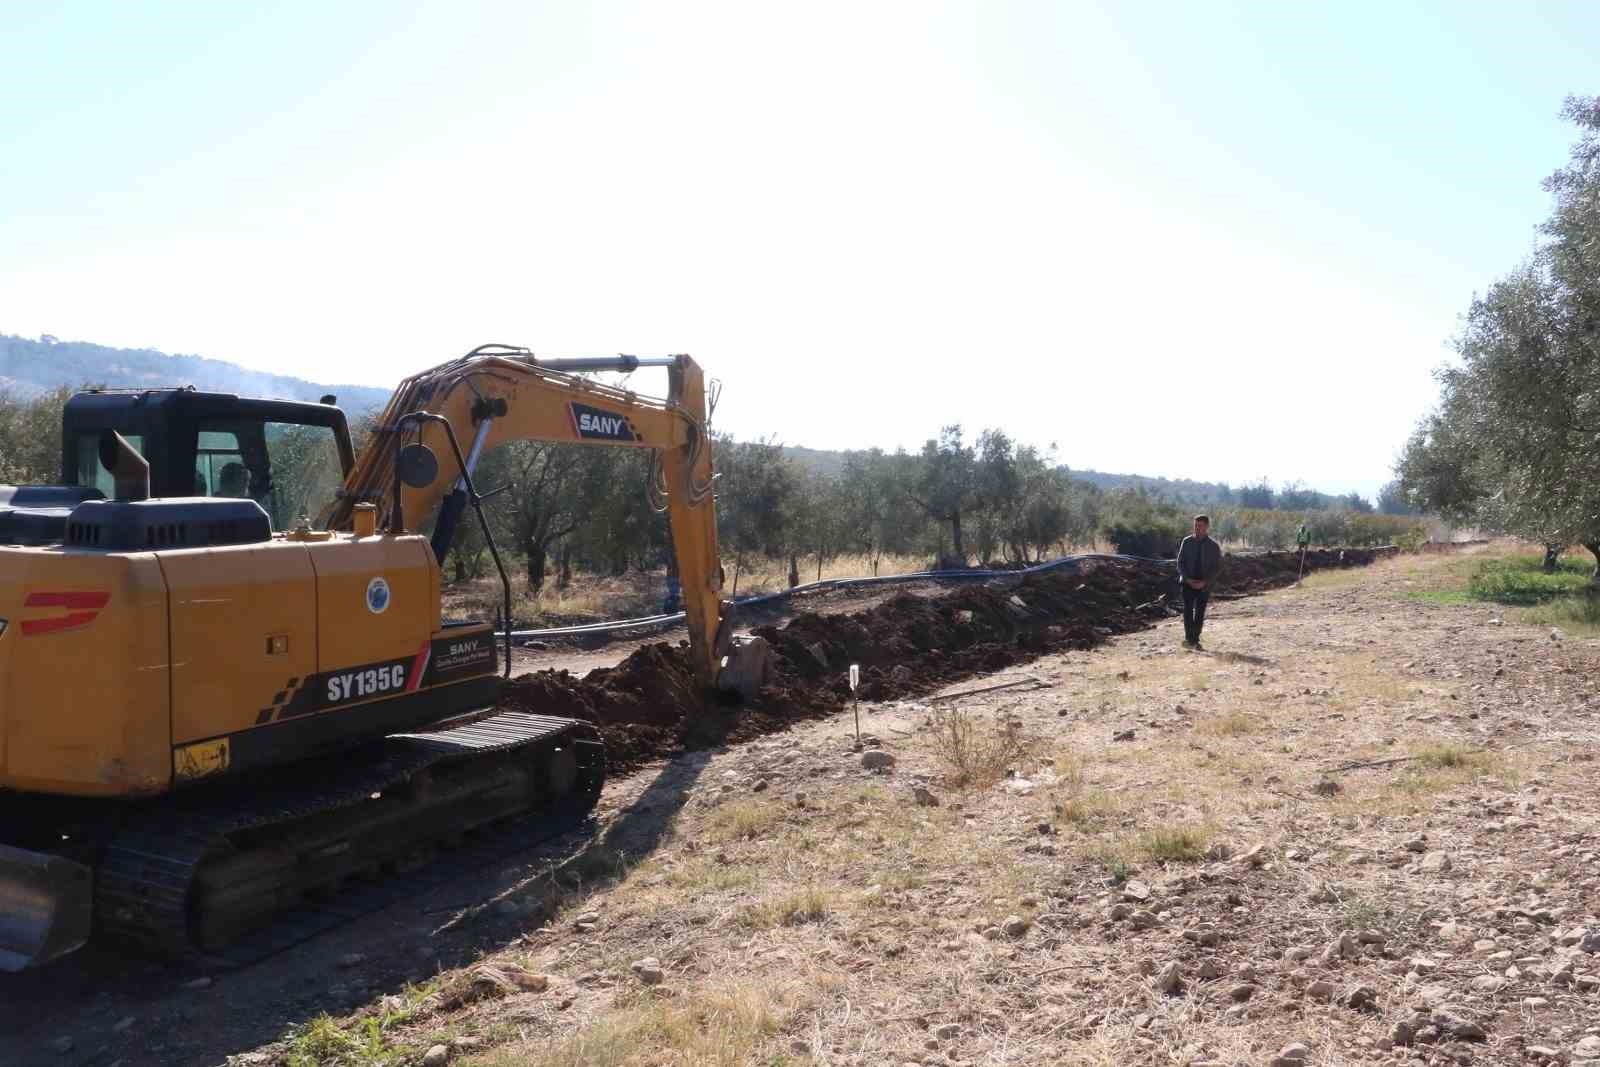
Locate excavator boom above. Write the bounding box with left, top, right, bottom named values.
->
left=328, top=347, right=736, bottom=688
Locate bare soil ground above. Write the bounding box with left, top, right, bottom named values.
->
left=7, top=545, right=1600, bottom=1067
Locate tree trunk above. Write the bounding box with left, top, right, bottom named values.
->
left=558, top=545, right=572, bottom=589
left=1584, top=541, right=1600, bottom=583
left=1543, top=543, right=1563, bottom=573
left=453, top=552, right=467, bottom=583
left=787, top=554, right=800, bottom=588
left=950, top=510, right=965, bottom=562
left=526, top=541, right=547, bottom=593
left=816, top=554, right=823, bottom=582
left=731, top=551, right=744, bottom=599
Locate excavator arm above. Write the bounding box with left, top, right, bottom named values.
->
left=326, top=346, right=761, bottom=694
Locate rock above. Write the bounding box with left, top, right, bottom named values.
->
left=506, top=967, right=550, bottom=992
left=1311, top=780, right=1342, bottom=796
left=1420, top=851, right=1453, bottom=873
left=422, top=1045, right=450, bottom=1067
left=1526, top=1046, right=1560, bottom=1060
left=1391, top=1018, right=1417, bottom=1046
left=494, top=899, right=522, bottom=917
left=1153, top=961, right=1183, bottom=994
left=912, top=786, right=940, bottom=807
left=1321, top=931, right=1361, bottom=963
left=1003, top=777, right=1035, bottom=796
left=630, top=957, right=665, bottom=985
left=337, top=952, right=366, bottom=968
left=184, top=976, right=213, bottom=990
left=934, top=1023, right=961, bottom=1041
left=1307, top=980, right=1336, bottom=1001
left=1578, top=1037, right=1600, bottom=1056
left=113, top=1016, right=135, bottom=1033
left=1469, top=975, right=1506, bottom=993
left=1581, top=928, right=1600, bottom=953
left=452, top=1037, right=484, bottom=1051
left=1307, top=883, right=1338, bottom=904
left=1271, top=1043, right=1310, bottom=1066
left=1112, top=728, right=1136, bottom=742
left=49, top=1036, right=73, bottom=1054
left=861, top=750, right=895, bottom=771
left=1228, top=982, right=1256, bottom=1002
left=1197, top=959, right=1222, bottom=980
left=1344, top=984, right=1378, bottom=1010
left=1237, top=843, right=1267, bottom=867
left=1357, top=930, right=1386, bottom=945
left=1129, top=909, right=1159, bottom=930
left=1284, top=945, right=1314, bottom=962
left=1405, top=835, right=1428, bottom=853
left=1107, top=903, right=1133, bottom=921
left=1435, top=1012, right=1487, bottom=1041
left=1001, top=915, right=1030, bottom=938
left=891, top=664, right=913, bottom=684
left=1122, top=880, right=1151, bottom=903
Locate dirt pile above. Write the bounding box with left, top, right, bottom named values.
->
left=498, top=549, right=1394, bottom=774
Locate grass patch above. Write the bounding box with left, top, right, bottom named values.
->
left=1520, top=591, right=1600, bottom=636
left=474, top=985, right=794, bottom=1067
left=705, top=799, right=787, bottom=843
left=1197, top=711, right=1259, bottom=737
left=1412, top=742, right=1480, bottom=770
left=1135, top=824, right=1212, bottom=863
left=742, top=886, right=834, bottom=929
left=1055, top=789, right=1120, bottom=829
left=929, top=705, right=1028, bottom=789
left=284, top=980, right=435, bottom=1067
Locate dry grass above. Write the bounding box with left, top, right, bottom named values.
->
left=704, top=798, right=788, bottom=843
left=740, top=885, right=835, bottom=929
left=928, top=705, right=1028, bottom=789
left=466, top=985, right=797, bottom=1067
left=1134, top=824, right=1214, bottom=863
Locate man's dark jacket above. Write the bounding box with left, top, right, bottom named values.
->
left=1176, top=535, right=1222, bottom=584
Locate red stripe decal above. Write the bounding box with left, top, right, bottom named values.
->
left=407, top=641, right=432, bottom=692
left=21, top=612, right=101, bottom=636
left=25, top=591, right=110, bottom=610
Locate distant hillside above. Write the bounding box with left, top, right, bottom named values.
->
left=0, top=333, right=392, bottom=414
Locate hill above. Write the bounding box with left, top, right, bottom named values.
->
left=0, top=333, right=392, bottom=414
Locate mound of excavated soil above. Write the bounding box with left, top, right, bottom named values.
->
left=496, top=548, right=1397, bottom=775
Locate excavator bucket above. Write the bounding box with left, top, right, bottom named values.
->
left=0, top=844, right=93, bottom=971
left=717, top=634, right=773, bottom=702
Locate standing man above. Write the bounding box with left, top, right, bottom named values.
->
left=1176, top=514, right=1222, bottom=650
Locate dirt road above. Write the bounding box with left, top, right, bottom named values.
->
left=7, top=547, right=1600, bottom=1066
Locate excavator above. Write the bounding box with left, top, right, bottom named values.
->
left=0, top=345, right=770, bottom=971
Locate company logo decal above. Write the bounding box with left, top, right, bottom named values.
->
left=569, top=401, right=640, bottom=442
left=366, top=576, right=391, bottom=614
left=21, top=591, right=110, bottom=636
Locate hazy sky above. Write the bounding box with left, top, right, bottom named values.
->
left=2, top=2, right=1592, bottom=497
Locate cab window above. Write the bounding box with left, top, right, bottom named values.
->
left=196, top=430, right=247, bottom=497
left=195, top=419, right=342, bottom=531
left=75, top=434, right=144, bottom=498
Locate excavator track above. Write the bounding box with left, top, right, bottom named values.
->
left=94, top=711, right=603, bottom=967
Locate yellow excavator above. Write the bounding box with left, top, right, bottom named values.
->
left=0, top=346, right=769, bottom=971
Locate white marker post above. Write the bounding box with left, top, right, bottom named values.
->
left=848, top=664, right=861, bottom=744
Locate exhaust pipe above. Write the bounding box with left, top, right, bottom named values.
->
left=97, top=430, right=150, bottom=502
left=0, top=844, right=93, bottom=971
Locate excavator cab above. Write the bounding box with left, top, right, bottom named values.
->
left=59, top=389, right=356, bottom=530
